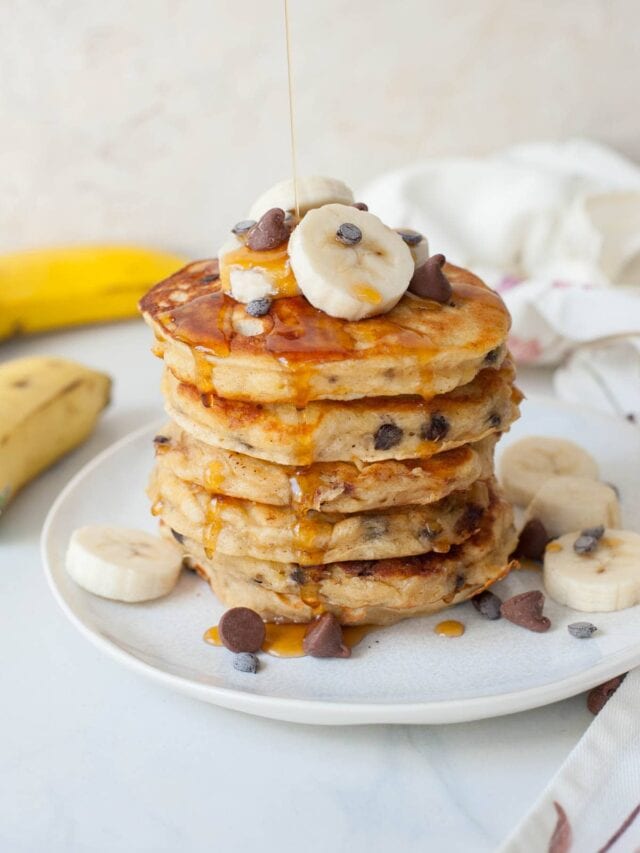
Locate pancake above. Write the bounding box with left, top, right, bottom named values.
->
left=155, top=422, right=497, bottom=513
left=140, top=259, right=511, bottom=404
left=163, top=363, right=521, bottom=466
left=165, top=491, right=516, bottom=625
left=149, top=463, right=496, bottom=565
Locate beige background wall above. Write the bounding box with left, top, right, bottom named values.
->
left=1, top=0, right=636, bottom=256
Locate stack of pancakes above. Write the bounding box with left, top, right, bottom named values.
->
left=140, top=259, right=521, bottom=625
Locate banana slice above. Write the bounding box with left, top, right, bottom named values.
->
left=288, top=203, right=414, bottom=320
left=500, top=436, right=599, bottom=507
left=249, top=176, right=354, bottom=220
left=524, top=475, right=621, bottom=538
left=66, top=525, right=183, bottom=602
left=544, top=529, right=640, bottom=611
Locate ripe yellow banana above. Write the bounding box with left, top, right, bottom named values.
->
left=0, top=245, right=186, bottom=340
left=0, top=356, right=111, bottom=512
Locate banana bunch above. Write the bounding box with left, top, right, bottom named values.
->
left=0, top=245, right=185, bottom=340
left=0, top=356, right=111, bottom=513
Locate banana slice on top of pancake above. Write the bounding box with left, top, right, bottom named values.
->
left=288, top=203, right=414, bottom=320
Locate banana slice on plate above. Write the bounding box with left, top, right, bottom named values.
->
left=524, top=475, right=621, bottom=538
left=500, top=436, right=599, bottom=507
left=249, top=176, right=354, bottom=220
left=544, top=529, right=640, bottom=611
left=66, top=525, right=183, bottom=602
left=288, top=203, right=414, bottom=320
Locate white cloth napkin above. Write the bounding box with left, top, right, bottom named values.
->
left=360, top=139, right=640, bottom=421
left=499, top=669, right=640, bottom=852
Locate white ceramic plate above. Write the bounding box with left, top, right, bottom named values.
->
left=42, top=398, right=640, bottom=725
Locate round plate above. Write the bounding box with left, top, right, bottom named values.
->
left=42, top=398, right=640, bottom=725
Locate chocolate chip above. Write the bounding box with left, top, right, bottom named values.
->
left=488, top=412, right=502, bottom=428
left=246, top=208, right=290, bottom=251
left=201, top=273, right=219, bottom=283
left=418, top=525, right=439, bottom=542
left=362, top=517, right=388, bottom=540
left=246, top=297, right=272, bottom=317
left=484, top=347, right=501, bottom=364
left=568, top=621, right=598, bottom=639
left=626, top=413, right=637, bottom=423
left=233, top=652, right=259, bottom=673
left=396, top=229, right=424, bottom=247
left=303, top=613, right=351, bottom=658
left=501, top=590, right=551, bottom=632
left=153, top=434, right=170, bottom=445
left=374, top=422, right=403, bottom=450
left=472, top=590, right=502, bottom=620
left=218, top=607, right=266, bottom=653
left=453, top=573, right=466, bottom=593
left=291, top=568, right=305, bottom=585
left=231, top=219, right=256, bottom=236
left=352, top=202, right=368, bottom=211
left=587, top=674, right=626, bottom=715
left=421, top=413, right=449, bottom=442
left=408, top=254, right=452, bottom=303
left=170, top=528, right=185, bottom=545
left=336, top=222, right=362, bottom=245
left=574, top=525, right=605, bottom=555
left=515, top=518, right=549, bottom=561
left=455, top=504, right=484, bottom=535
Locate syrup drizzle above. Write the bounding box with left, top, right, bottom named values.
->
left=204, top=622, right=374, bottom=658
left=284, top=0, right=299, bottom=218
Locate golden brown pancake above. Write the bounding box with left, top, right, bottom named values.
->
left=155, top=421, right=498, bottom=513
left=140, top=259, right=511, bottom=404
left=149, top=462, right=496, bottom=565
left=164, top=491, right=516, bottom=625
left=162, top=363, right=521, bottom=465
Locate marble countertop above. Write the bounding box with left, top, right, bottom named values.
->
left=0, top=321, right=592, bottom=853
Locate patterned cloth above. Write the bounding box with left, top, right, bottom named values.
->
left=498, top=669, right=640, bottom=853
left=361, top=139, right=640, bottom=421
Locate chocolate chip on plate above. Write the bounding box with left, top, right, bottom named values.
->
left=472, top=590, right=502, bottom=620
left=303, top=613, right=351, bottom=658
left=231, top=219, right=257, bottom=236
left=352, top=202, right=368, bottom=211
left=153, top=434, right=170, bottom=445
left=233, top=652, right=259, bottom=674
left=568, top=621, right=598, bottom=639
left=488, top=412, right=502, bottom=428
left=574, top=525, right=605, bottom=555
left=336, top=222, right=362, bottom=246
left=501, top=590, right=551, bottom=632
left=421, top=413, right=449, bottom=442
left=246, top=208, right=290, bottom=251
left=515, top=518, right=549, bottom=562
left=246, top=297, right=272, bottom=317
left=374, top=422, right=403, bottom=450
left=218, top=607, right=266, bottom=653
left=484, top=346, right=501, bottom=364
left=396, top=229, right=424, bottom=247
left=408, top=254, right=452, bottom=303
left=587, top=674, right=626, bottom=715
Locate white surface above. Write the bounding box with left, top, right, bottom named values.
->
left=2, top=1, right=639, bottom=257
left=0, top=320, right=622, bottom=851
left=42, top=406, right=640, bottom=725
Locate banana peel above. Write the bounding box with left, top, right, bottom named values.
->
left=0, top=356, right=111, bottom=513
left=0, top=245, right=186, bottom=340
